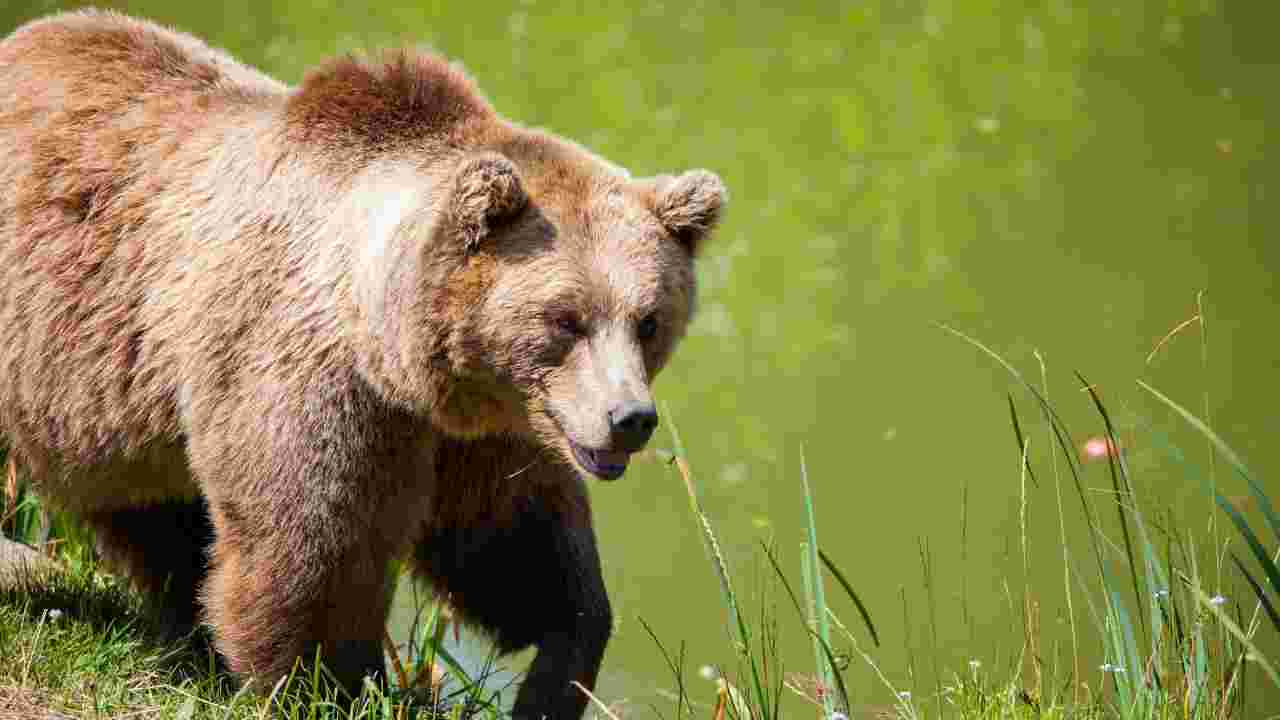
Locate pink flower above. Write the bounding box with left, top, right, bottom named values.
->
left=1082, top=436, right=1120, bottom=462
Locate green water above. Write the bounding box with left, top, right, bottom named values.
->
left=5, top=0, right=1278, bottom=713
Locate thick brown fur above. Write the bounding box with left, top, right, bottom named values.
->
left=0, top=10, right=724, bottom=719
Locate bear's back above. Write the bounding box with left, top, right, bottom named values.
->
left=0, top=10, right=284, bottom=104
left=0, top=11, right=287, bottom=479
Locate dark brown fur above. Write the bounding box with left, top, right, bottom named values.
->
left=0, top=10, right=724, bottom=719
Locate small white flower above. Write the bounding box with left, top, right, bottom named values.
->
left=829, top=714, right=849, bottom=720
left=698, top=665, right=717, bottom=681
left=1209, top=595, right=1227, bottom=607
left=46, top=609, right=63, bottom=622
left=897, top=690, right=912, bottom=701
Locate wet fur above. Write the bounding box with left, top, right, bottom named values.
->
left=0, top=10, right=722, bottom=719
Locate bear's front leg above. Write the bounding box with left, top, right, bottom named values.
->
left=186, top=380, right=432, bottom=699
left=418, top=515, right=611, bottom=720
left=509, top=520, right=612, bottom=720
left=416, top=436, right=612, bottom=720
left=201, top=500, right=395, bottom=696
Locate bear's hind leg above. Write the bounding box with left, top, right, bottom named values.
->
left=84, top=498, right=215, bottom=642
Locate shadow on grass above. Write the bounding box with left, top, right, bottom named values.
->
left=0, top=555, right=230, bottom=686
left=0, top=556, right=495, bottom=719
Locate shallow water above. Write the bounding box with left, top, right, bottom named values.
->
left=5, top=0, right=1278, bottom=713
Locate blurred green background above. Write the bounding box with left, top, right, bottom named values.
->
left=3, top=0, right=1277, bottom=714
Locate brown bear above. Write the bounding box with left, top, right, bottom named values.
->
left=0, top=10, right=725, bottom=719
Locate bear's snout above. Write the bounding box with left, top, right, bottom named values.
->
left=608, top=399, right=658, bottom=453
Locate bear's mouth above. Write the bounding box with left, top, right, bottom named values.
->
left=569, top=441, right=630, bottom=481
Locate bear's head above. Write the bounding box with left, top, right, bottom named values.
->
left=297, top=53, right=724, bottom=480
left=426, top=139, right=725, bottom=480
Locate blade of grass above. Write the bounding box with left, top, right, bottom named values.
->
left=960, top=476, right=971, bottom=651
left=814, top=631, right=851, bottom=714
left=798, top=448, right=835, bottom=716
left=817, top=548, right=879, bottom=647
left=762, top=540, right=845, bottom=714
left=1212, top=491, right=1280, bottom=599
left=760, top=540, right=805, bottom=626
left=1017, top=433, right=1036, bottom=699
left=800, top=544, right=826, bottom=712
left=664, top=407, right=771, bottom=719
left=1007, top=394, right=1038, bottom=488
left=572, top=681, right=621, bottom=720
left=419, top=637, right=473, bottom=689
left=638, top=616, right=688, bottom=719
left=1181, top=533, right=1209, bottom=714
left=1077, top=373, right=1147, bottom=646
left=663, top=407, right=741, bottom=636
left=1138, top=380, right=1278, bottom=543
left=1106, top=583, right=1140, bottom=708
left=919, top=536, right=944, bottom=718
left=1032, top=348, right=1080, bottom=704
left=1195, top=291, right=1220, bottom=583
left=382, top=629, right=411, bottom=690
left=1163, top=514, right=1186, bottom=650
left=1229, top=553, right=1280, bottom=634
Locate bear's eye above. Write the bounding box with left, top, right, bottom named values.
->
left=636, top=313, right=659, bottom=342
left=554, top=313, right=585, bottom=338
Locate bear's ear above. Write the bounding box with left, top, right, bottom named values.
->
left=448, top=152, right=528, bottom=251
left=649, top=169, right=727, bottom=255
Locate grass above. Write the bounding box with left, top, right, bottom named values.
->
left=0, top=552, right=519, bottom=720
left=0, top=482, right=507, bottom=720
left=2, top=317, right=1278, bottom=720
left=631, top=318, right=1278, bottom=720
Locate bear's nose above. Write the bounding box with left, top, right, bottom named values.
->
left=609, top=400, right=659, bottom=453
